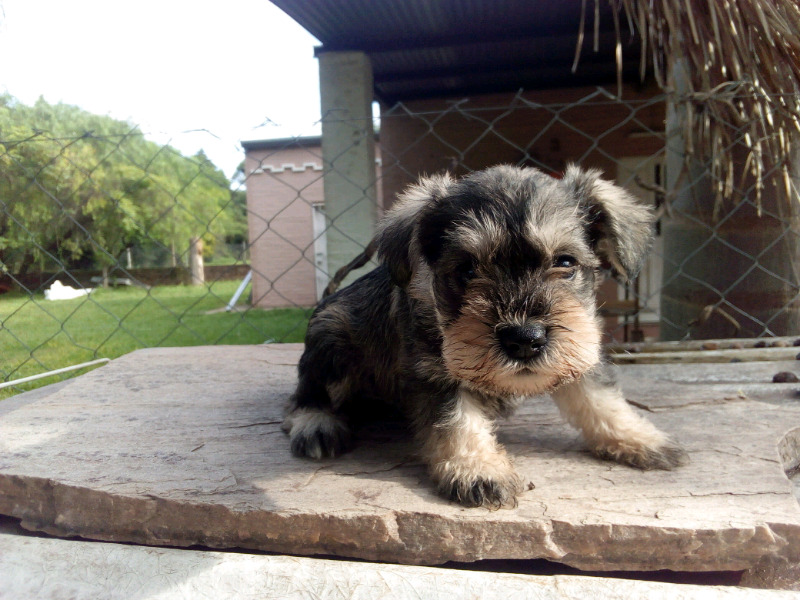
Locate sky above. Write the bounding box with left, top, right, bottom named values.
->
left=0, top=0, right=323, bottom=176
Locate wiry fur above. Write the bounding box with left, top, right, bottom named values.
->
left=284, top=165, right=687, bottom=508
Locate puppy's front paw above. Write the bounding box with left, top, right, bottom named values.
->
left=443, top=473, right=524, bottom=509
left=283, top=408, right=352, bottom=459
left=433, top=459, right=524, bottom=509
left=594, top=438, right=688, bottom=470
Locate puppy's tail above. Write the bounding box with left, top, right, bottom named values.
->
left=321, top=237, right=378, bottom=300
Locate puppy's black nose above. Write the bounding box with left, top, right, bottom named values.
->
left=497, top=323, right=548, bottom=360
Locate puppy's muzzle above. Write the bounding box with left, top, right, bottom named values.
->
left=496, top=322, right=548, bottom=361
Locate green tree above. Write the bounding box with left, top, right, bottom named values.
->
left=0, top=94, right=235, bottom=277
left=226, top=161, right=249, bottom=245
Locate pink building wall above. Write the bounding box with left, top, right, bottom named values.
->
left=243, top=138, right=382, bottom=309
left=244, top=141, right=324, bottom=309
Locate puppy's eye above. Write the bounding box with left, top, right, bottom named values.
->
left=554, top=255, right=577, bottom=269
left=554, top=255, right=577, bottom=278
left=456, top=261, right=477, bottom=285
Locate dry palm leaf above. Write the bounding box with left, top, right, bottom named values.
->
left=576, top=0, right=800, bottom=211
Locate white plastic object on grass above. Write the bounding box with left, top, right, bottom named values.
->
left=0, top=358, right=110, bottom=390
left=44, top=280, right=93, bottom=301
left=226, top=270, right=252, bottom=311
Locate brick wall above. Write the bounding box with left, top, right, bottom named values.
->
left=379, top=84, right=664, bottom=209
left=244, top=139, right=383, bottom=309
left=245, top=143, right=324, bottom=308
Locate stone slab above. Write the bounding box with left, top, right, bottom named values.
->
left=5, top=533, right=798, bottom=600
left=613, top=361, right=800, bottom=407
left=1, top=345, right=799, bottom=573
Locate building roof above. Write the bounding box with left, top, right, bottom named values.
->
left=241, top=136, right=322, bottom=152
left=270, top=0, right=644, bottom=103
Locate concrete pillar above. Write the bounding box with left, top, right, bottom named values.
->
left=318, top=51, right=377, bottom=287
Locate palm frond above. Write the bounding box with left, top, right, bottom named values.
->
left=582, top=0, right=800, bottom=209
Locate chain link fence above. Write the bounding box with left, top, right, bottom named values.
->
left=2, top=87, right=799, bottom=397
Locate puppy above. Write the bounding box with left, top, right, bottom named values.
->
left=283, top=165, right=687, bottom=508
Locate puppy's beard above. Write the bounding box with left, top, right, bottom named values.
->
left=441, top=295, right=602, bottom=396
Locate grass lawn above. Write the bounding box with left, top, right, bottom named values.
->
left=0, top=280, right=311, bottom=399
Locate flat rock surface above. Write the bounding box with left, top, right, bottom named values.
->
left=1, top=345, right=799, bottom=572
left=2, top=532, right=798, bottom=600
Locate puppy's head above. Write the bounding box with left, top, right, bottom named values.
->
left=377, top=165, right=653, bottom=396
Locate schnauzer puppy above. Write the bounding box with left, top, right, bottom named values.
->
left=283, top=165, right=686, bottom=508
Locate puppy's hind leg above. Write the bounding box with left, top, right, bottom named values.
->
left=551, top=367, right=688, bottom=470
left=283, top=375, right=353, bottom=460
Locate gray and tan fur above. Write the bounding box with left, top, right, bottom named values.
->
left=283, top=165, right=686, bottom=508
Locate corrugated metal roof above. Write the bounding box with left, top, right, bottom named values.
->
left=271, top=0, right=643, bottom=102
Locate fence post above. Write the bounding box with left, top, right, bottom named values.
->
left=189, top=237, right=205, bottom=286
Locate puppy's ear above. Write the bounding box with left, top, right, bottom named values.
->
left=562, top=165, right=654, bottom=281
left=376, top=173, right=453, bottom=287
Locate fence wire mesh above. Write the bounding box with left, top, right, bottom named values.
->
left=1, top=87, right=799, bottom=397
